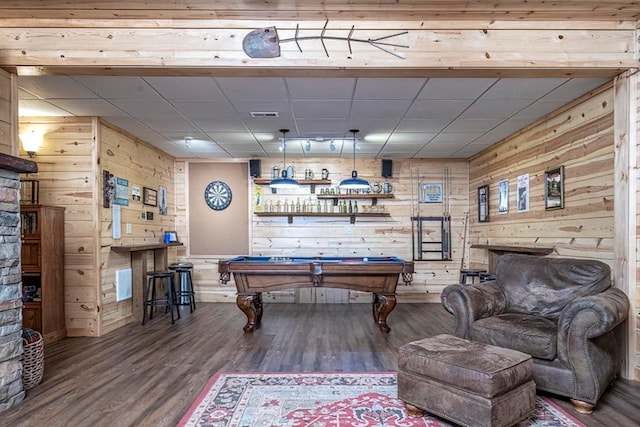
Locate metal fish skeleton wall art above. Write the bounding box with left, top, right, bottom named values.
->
left=242, top=20, right=409, bottom=59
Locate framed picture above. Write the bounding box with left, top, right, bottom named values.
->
left=158, top=185, right=168, bottom=215
left=545, top=166, right=565, bottom=210
left=498, top=179, right=509, bottom=214
left=418, top=183, right=443, bottom=203
left=142, top=187, right=157, bottom=206
left=478, top=185, right=489, bottom=222
left=517, top=173, right=529, bottom=213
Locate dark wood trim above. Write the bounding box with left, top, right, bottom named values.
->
left=0, top=152, right=38, bottom=174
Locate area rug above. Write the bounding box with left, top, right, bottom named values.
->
left=178, top=372, right=585, bottom=427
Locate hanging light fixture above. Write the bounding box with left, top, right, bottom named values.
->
left=270, top=129, right=299, bottom=189
left=339, top=129, right=370, bottom=190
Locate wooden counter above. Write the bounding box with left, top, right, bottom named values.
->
left=111, top=242, right=183, bottom=323
left=470, top=244, right=554, bottom=273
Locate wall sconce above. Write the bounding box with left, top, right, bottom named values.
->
left=19, top=128, right=44, bottom=158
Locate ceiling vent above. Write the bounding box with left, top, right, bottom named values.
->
left=250, top=111, right=279, bottom=118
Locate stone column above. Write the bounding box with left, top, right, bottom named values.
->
left=0, top=153, right=38, bottom=413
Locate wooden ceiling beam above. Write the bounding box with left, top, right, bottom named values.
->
left=0, top=24, right=635, bottom=77
left=0, top=1, right=637, bottom=21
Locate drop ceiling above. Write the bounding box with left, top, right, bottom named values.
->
left=18, top=75, right=610, bottom=159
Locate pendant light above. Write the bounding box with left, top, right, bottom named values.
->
left=270, top=129, right=299, bottom=189
left=339, top=129, right=370, bottom=190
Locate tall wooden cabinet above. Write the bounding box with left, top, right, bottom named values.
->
left=20, top=205, right=65, bottom=344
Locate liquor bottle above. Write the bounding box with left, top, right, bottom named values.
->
left=316, top=199, right=321, bottom=213
left=296, top=198, right=301, bottom=213
left=354, top=201, right=358, bottom=213
left=302, top=200, right=306, bottom=212
left=348, top=200, right=353, bottom=213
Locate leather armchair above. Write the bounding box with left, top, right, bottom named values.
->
left=441, top=254, right=630, bottom=414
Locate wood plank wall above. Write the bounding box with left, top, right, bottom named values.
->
left=636, top=77, right=640, bottom=381
left=0, top=70, right=14, bottom=155
left=468, top=84, right=615, bottom=263
left=18, top=117, right=178, bottom=337
left=98, top=120, right=177, bottom=335
left=18, top=117, right=99, bottom=337
left=174, top=158, right=469, bottom=304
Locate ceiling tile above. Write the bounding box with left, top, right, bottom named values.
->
left=418, top=78, right=497, bottom=100
left=45, top=99, right=125, bottom=116
left=216, top=77, right=288, bottom=99
left=480, top=78, right=569, bottom=100
left=291, top=100, right=351, bottom=118
left=138, top=117, right=200, bottom=132
left=510, top=99, right=569, bottom=121
left=19, top=99, right=73, bottom=116
left=72, top=76, right=160, bottom=99
left=444, top=119, right=504, bottom=132
left=287, top=77, right=356, bottom=99
left=386, top=132, right=436, bottom=145
left=395, top=119, right=451, bottom=133
left=351, top=100, right=412, bottom=119
left=354, top=78, right=427, bottom=100
left=229, top=99, right=291, bottom=117
left=460, top=99, right=534, bottom=119
left=429, top=132, right=485, bottom=145
left=19, top=76, right=98, bottom=99
left=243, top=117, right=296, bottom=133
left=143, top=76, right=224, bottom=99
left=191, top=117, right=248, bottom=132
left=296, top=119, right=349, bottom=135
left=347, top=119, right=401, bottom=134
left=542, top=78, right=610, bottom=100
left=170, top=99, right=237, bottom=118
left=207, top=133, right=260, bottom=144
left=405, top=100, right=473, bottom=119
left=109, top=98, right=180, bottom=118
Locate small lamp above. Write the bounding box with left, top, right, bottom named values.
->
left=270, top=129, right=299, bottom=189
left=339, top=129, right=370, bottom=190
left=19, top=128, right=44, bottom=158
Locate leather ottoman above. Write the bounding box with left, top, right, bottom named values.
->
left=398, top=334, right=535, bottom=427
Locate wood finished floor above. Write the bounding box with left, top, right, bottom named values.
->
left=3, top=303, right=640, bottom=426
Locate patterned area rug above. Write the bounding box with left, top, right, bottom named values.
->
left=178, top=372, right=585, bottom=427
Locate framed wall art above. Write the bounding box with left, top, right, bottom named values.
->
left=418, top=183, right=443, bottom=203
left=158, top=185, right=168, bottom=215
left=498, top=179, right=509, bottom=214
left=142, top=187, right=157, bottom=206
left=478, top=185, right=489, bottom=222
left=517, top=173, right=529, bottom=213
left=544, top=166, right=564, bottom=210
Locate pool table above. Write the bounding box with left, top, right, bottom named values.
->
left=218, top=256, right=414, bottom=333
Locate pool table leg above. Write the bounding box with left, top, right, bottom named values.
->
left=236, top=293, right=262, bottom=333
left=372, top=293, right=396, bottom=333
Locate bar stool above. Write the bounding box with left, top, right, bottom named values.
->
left=459, top=268, right=487, bottom=284
left=169, top=262, right=196, bottom=313
left=143, top=271, right=180, bottom=325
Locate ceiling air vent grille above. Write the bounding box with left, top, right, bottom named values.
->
left=250, top=111, right=279, bottom=118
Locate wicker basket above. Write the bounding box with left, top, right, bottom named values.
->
left=21, top=331, right=44, bottom=390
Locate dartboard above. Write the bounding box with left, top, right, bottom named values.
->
left=204, top=180, right=232, bottom=210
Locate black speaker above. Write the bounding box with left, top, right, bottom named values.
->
left=249, top=159, right=261, bottom=177
left=381, top=159, right=392, bottom=177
